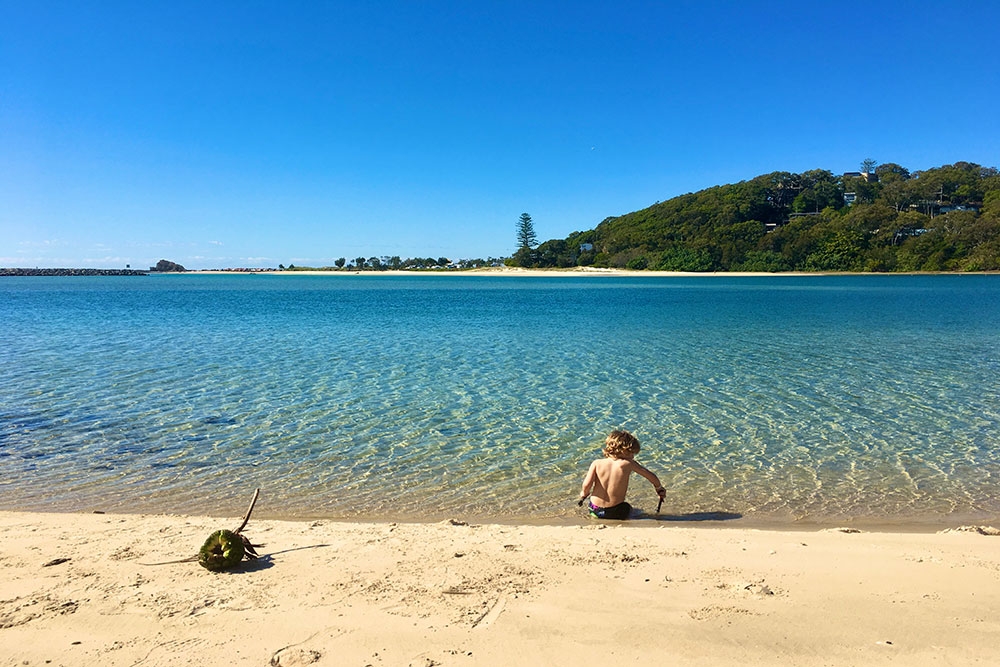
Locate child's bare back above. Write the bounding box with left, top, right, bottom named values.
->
left=578, top=430, right=665, bottom=520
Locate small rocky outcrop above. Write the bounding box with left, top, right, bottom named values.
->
left=151, top=259, right=186, bottom=272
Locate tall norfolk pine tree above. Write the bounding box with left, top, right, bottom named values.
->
left=509, top=212, right=539, bottom=267
left=516, top=213, right=538, bottom=249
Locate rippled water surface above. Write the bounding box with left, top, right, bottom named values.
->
left=2, top=274, right=999, bottom=526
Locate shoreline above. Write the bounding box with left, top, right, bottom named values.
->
left=7, top=500, right=997, bottom=535
left=186, top=267, right=800, bottom=277
left=5, top=267, right=996, bottom=278
left=189, top=267, right=998, bottom=277
left=3, top=509, right=998, bottom=666
left=265, top=267, right=792, bottom=277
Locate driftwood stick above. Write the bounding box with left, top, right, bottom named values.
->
left=141, top=555, right=199, bottom=566
left=233, top=487, right=260, bottom=535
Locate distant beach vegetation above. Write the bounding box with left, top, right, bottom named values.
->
left=278, top=256, right=505, bottom=272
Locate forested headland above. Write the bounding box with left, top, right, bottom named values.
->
left=512, top=161, right=1000, bottom=272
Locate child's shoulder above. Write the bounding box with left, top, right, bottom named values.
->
left=602, top=456, right=632, bottom=468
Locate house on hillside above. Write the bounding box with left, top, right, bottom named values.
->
left=843, top=171, right=877, bottom=182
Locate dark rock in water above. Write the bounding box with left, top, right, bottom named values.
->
left=150, top=259, right=186, bottom=272
left=198, top=529, right=246, bottom=571
left=202, top=415, right=236, bottom=425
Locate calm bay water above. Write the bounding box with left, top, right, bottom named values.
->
left=2, top=273, right=999, bottom=527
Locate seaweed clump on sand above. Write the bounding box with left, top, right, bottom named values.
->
left=196, top=488, right=262, bottom=572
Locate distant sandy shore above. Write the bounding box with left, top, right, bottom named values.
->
left=3, top=510, right=998, bottom=666
left=190, top=267, right=997, bottom=277
left=196, top=267, right=813, bottom=277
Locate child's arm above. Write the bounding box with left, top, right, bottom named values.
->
left=578, top=461, right=598, bottom=505
left=630, top=461, right=666, bottom=500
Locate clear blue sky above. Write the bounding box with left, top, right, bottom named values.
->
left=3, top=1, right=999, bottom=269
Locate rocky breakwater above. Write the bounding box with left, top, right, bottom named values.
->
left=1, top=268, right=149, bottom=276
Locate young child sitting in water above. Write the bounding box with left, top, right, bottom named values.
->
left=578, top=429, right=666, bottom=520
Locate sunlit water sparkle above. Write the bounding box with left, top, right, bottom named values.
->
left=2, top=274, right=998, bottom=527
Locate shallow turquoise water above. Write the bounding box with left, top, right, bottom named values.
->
left=2, top=274, right=999, bottom=526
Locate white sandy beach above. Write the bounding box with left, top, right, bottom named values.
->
left=252, top=267, right=795, bottom=277
left=2, top=510, right=998, bottom=666
left=203, top=267, right=995, bottom=277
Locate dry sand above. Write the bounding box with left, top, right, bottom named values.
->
left=2, top=511, right=999, bottom=666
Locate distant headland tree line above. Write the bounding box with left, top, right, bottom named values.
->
left=278, top=256, right=505, bottom=271
left=9, top=161, right=994, bottom=276
left=511, top=160, right=1000, bottom=272
left=279, top=160, right=999, bottom=275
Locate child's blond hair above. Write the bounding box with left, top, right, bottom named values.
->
left=603, top=429, right=640, bottom=459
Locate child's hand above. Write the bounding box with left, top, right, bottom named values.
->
left=656, top=486, right=666, bottom=500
